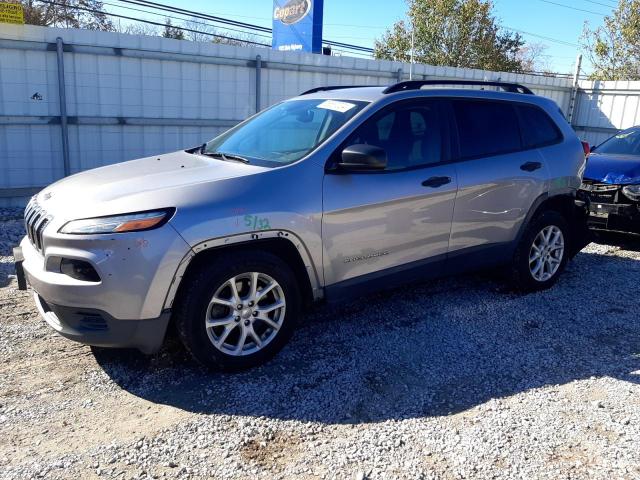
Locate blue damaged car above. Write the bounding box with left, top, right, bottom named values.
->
left=580, top=126, right=640, bottom=235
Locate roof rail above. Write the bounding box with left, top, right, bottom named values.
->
left=382, top=80, right=534, bottom=95
left=299, top=85, right=372, bottom=95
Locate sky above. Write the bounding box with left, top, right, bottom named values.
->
left=104, top=0, right=618, bottom=75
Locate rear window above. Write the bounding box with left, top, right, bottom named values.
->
left=517, top=105, right=562, bottom=148
left=453, top=100, right=521, bottom=158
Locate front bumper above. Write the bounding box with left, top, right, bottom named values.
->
left=579, top=188, right=640, bottom=234
left=18, top=222, right=191, bottom=320
left=33, top=292, right=170, bottom=353
left=587, top=206, right=640, bottom=234
left=16, top=219, right=191, bottom=353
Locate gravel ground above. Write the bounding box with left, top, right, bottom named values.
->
left=1, top=206, right=640, bottom=479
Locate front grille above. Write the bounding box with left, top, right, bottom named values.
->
left=24, top=198, right=52, bottom=253
left=580, top=181, right=621, bottom=204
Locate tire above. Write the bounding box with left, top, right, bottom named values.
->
left=510, top=210, right=570, bottom=292
left=173, top=250, right=300, bottom=371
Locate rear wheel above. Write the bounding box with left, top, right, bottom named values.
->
left=510, top=211, right=569, bottom=292
left=174, top=251, right=300, bottom=370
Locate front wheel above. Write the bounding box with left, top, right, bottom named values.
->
left=510, top=211, right=570, bottom=292
left=174, top=251, right=300, bottom=370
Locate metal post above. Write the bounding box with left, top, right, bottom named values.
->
left=255, top=55, right=262, bottom=113
left=396, top=68, right=403, bottom=82
left=567, top=54, right=582, bottom=126
left=55, top=37, right=70, bottom=177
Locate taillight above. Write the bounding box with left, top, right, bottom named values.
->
left=581, top=141, right=590, bottom=157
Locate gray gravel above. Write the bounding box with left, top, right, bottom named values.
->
left=1, top=206, right=640, bottom=479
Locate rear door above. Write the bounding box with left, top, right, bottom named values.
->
left=322, top=98, right=458, bottom=289
left=447, top=98, right=549, bottom=260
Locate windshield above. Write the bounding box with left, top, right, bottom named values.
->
left=203, top=99, right=368, bottom=166
left=595, top=128, right=640, bottom=156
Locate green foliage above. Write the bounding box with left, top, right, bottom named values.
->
left=162, top=18, right=185, bottom=40
left=16, top=0, right=113, bottom=31
left=582, top=0, right=640, bottom=80
left=373, top=0, right=525, bottom=72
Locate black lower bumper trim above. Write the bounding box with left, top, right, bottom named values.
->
left=35, top=294, right=170, bottom=354
left=587, top=211, right=640, bottom=235
left=13, top=246, right=27, bottom=290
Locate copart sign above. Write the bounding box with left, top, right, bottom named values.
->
left=272, top=0, right=324, bottom=53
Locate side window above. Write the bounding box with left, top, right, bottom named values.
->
left=452, top=100, right=521, bottom=158
left=344, top=101, right=444, bottom=170
left=517, top=105, right=563, bottom=148
left=377, top=112, right=395, bottom=141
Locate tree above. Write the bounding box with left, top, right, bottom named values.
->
left=14, top=0, right=113, bottom=30
left=183, top=16, right=216, bottom=43
left=581, top=0, right=640, bottom=80
left=373, top=0, right=525, bottom=72
left=183, top=17, right=263, bottom=46
left=517, top=42, right=552, bottom=73
left=162, top=18, right=185, bottom=40
left=114, top=21, right=160, bottom=36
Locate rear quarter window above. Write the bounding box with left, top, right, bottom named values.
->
left=452, top=100, right=521, bottom=158
left=517, top=105, right=563, bottom=148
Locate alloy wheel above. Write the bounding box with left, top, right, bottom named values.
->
left=205, top=272, right=286, bottom=356
left=529, top=225, right=565, bottom=282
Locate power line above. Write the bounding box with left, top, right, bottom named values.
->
left=580, top=0, right=617, bottom=8
left=36, top=0, right=271, bottom=46
left=538, top=0, right=607, bottom=16
left=116, top=0, right=271, bottom=33
left=507, top=27, right=580, bottom=48
left=101, top=0, right=272, bottom=40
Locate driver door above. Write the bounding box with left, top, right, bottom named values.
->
left=322, top=99, right=458, bottom=298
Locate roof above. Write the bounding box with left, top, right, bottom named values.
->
left=295, top=84, right=558, bottom=111
left=298, top=86, right=386, bottom=102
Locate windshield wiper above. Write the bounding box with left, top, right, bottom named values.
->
left=200, top=149, right=250, bottom=164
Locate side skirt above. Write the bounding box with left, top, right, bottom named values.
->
left=324, top=242, right=512, bottom=304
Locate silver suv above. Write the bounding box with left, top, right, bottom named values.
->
left=14, top=80, right=588, bottom=370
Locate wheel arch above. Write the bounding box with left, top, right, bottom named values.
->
left=516, top=191, right=588, bottom=258
left=163, top=230, right=321, bottom=313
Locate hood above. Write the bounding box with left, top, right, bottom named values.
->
left=584, top=153, right=640, bottom=184
left=36, top=150, right=268, bottom=218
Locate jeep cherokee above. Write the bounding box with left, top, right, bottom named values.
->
left=14, top=80, right=589, bottom=370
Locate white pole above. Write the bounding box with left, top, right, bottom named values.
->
left=572, top=54, right=583, bottom=87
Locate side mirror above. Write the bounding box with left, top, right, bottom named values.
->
left=337, top=144, right=387, bottom=171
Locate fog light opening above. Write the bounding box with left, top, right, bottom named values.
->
left=60, top=258, right=101, bottom=282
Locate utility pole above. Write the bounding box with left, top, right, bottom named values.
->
left=567, top=54, right=583, bottom=125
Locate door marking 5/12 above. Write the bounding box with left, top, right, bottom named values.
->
left=244, top=214, right=271, bottom=231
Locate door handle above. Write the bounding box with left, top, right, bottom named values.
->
left=422, top=176, right=452, bottom=188
left=520, top=161, right=542, bottom=172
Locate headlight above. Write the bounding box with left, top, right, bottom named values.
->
left=59, top=209, right=174, bottom=234
left=622, top=185, right=640, bottom=201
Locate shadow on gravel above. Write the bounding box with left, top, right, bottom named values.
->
left=94, top=248, right=640, bottom=424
